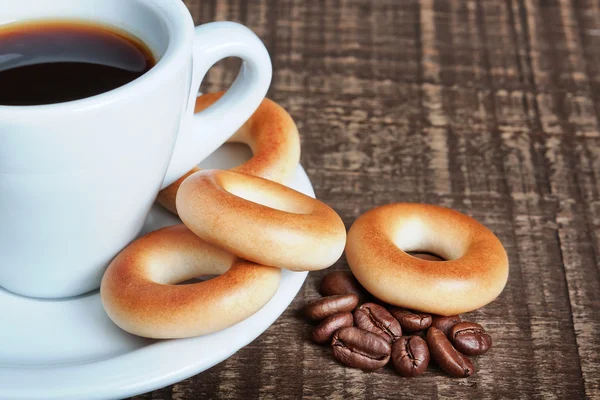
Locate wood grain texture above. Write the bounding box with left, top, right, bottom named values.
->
left=131, top=0, right=600, bottom=398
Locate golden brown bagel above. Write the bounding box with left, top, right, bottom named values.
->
left=157, top=91, right=301, bottom=214
left=176, top=169, right=347, bottom=272
left=345, top=203, right=508, bottom=315
left=100, top=224, right=281, bottom=339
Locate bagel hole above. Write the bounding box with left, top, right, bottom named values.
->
left=176, top=275, right=219, bottom=285
left=224, top=184, right=309, bottom=214
left=407, top=252, right=445, bottom=261
left=197, top=142, right=252, bottom=170
left=393, top=218, right=464, bottom=261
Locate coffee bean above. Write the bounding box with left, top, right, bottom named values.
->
left=389, top=307, right=432, bottom=333
left=354, top=302, right=402, bottom=343
left=331, top=327, right=391, bottom=370
left=450, top=322, right=492, bottom=356
left=320, top=271, right=367, bottom=301
left=391, top=336, right=430, bottom=377
left=304, top=294, right=359, bottom=321
left=431, top=314, right=462, bottom=337
left=311, top=312, right=354, bottom=344
left=426, top=327, right=475, bottom=378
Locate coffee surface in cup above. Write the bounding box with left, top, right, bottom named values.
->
left=0, top=20, right=155, bottom=106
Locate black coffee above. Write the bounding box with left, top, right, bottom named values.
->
left=0, top=20, right=155, bottom=106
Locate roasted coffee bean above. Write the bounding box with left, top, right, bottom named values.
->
left=354, top=302, right=402, bottom=343
left=431, top=314, right=462, bottom=337
left=426, top=327, right=475, bottom=378
left=450, top=322, right=492, bottom=356
left=331, top=327, right=391, bottom=370
left=304, top=294, right=359, bottom=321
left=389, top=307, right=432, bottom=333
left=311, top=312, right=354, bottom=344
left=391, top=336, right=430, bottom=377
left=320, top=271, right=367, bottom=300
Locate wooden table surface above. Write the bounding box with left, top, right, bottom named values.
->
left=134, top=0, right=600, bottom=398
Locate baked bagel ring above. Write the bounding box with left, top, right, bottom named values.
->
left=157, top=91, right=301, bottom=214
left=346, top=203, right=508, bottom=316
left=100, top=224, right=281, bottom=339
left=176, top=169, right=347, bottom=272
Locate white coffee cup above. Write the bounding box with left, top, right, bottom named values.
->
left=0, top=0, right=272, bottom=298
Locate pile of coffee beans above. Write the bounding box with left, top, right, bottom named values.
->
left=302, top=270, right=493, bottom=378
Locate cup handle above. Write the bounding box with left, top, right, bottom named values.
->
left=161, top=22, right=272, bottom=188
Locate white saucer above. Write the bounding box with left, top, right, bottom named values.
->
left=0, top=144, right=312, bottom=400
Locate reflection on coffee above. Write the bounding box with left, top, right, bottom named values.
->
left=0, top=20, right=155, bottom=106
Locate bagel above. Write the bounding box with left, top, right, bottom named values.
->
left=157, top=91, right=301, bottom=214
left=345, top=203, right=508, bottom=315
left=176, top=169, right=347, bottom=272
left=100, top=224, right=281, bottom=339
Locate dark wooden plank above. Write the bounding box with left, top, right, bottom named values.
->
left=518, top=1, right=600, bottom=398
left=130, top=0, right=600, bottom=398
